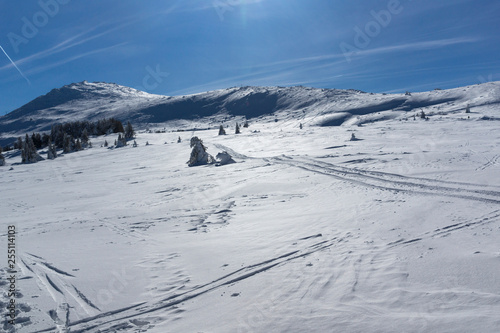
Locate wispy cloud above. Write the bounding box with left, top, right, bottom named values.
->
left=349, top=37, right=481, bottom=59
left=0, top=22, right=132, bottom=73
left=24, top=42, right=128, bottom=76
left=171, top=37, right=482, bottom=96
left=167, top=0, right=266, bottom=14
left=0, top=45, right=31, bottom=85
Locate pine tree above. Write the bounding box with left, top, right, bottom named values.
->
left=115, top=134, right=126, bottom=148
left=15, top=137, right=23, bottom=150
left=47, top=138, right=57, bottom=160
left=218, top=125, right=226, bottom=135
left=299, top=123, right=303, bottom=129
left=104, top=140, right=108, bottom=147
left=0, top=146, right=5, bottom=166
left=235, top=123, right=241, bottom=134
left=243, top=120, right=249, bottom=128
left=63, top=133, right=73, bottom=153
left=177, top=136, right=182, bottom=143
left=133, top=140, right=138, bottom=147
left=466, top=104, right=471, bottom=113
left=420, top=110, right=426, bottom=119
left=75, top=139, right=82, bottom=151
left=22, top=134, right=43, bottom=163
left=125, top=121, right=135, bottom=140
left=81, top=128, right=89, bottom=147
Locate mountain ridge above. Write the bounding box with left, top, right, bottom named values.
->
left=1, top=80, right=499, bottom=146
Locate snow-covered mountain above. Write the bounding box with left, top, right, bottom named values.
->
left=1, top=80, right=500, bottom=332
left=1, top=80, right=500, bottom=146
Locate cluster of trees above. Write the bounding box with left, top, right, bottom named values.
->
left=218, top=121, right=249, bottom=136
left=49, top=118, right=126, bottom=149
left=2, top=118, right=136, bottom=165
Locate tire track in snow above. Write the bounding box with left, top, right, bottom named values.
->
left=37, top=235, right=352, bottom=332
left=271, top=156, right=500, bottom=204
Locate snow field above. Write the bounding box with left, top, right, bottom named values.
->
left=1, top=108, right=499, bottom=332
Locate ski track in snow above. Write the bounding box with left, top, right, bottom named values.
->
left=27, top=143, right=500, bottom=332
left=17, top=253, right=101, bottom=327
left=476, top=154, right=500, bottom=171
left=36, top=234, right=354, bottom=332
left=270, top=155, right=500, bottom=204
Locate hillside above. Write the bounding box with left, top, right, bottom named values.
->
left=1, top=81, right=500, bottom=146
left=1, top=100, right=500, bottom=331
left=1, top=77, right=500, bottom=332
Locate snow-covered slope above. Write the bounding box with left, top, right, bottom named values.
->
left=1, top=81, right=500, bottom=146
left=1, top=107, right=500, bottom=332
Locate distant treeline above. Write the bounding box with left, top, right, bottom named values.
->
left=4, top=118, right=125, bottom=151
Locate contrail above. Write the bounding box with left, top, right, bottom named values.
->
left=0, top=45, right=31, bottom=85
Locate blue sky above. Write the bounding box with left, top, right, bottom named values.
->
left=0, top=0, right=499, bottom=115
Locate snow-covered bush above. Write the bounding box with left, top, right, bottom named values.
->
left=215, top=151, right=235, bottom=166
left=188, top=137, right=215, bottom=167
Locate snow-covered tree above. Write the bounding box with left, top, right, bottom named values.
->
left=466, top=104, right=471, bottom=113
left=177, top=136, right=182, bottom=143
left=218, top=125, right=226, bottom=135
left=187, top=137, right=215, bottom=167
left=104, top=140, right=108, bottom=147
left=420, top=110, right=426, bottom=119
left=0, top=147, right=5, bottom=166
left=125, top=121, right=135, bottom=140
left=235, top=123, right=241, bottom=134
left=243, top=120, right=249, bottom=128
left=133, top=140, right=138, bottom=147
left=22, top=134, right=43, bottom=163
left=14, top=137, right=22, bottom=150
left=81, top=128, right=89, bottom=147
left=115, top=134, right=127, bottom=148
left=299, top=123, right=303, bottom=129
left=75, top=139, right=83, bottom=151
left=47, top=139, right=57, bottom=160
left=63, top=133, right=73, bottom=153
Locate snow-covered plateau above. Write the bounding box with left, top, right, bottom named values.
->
left=1, top=82, right=499, bottom=332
